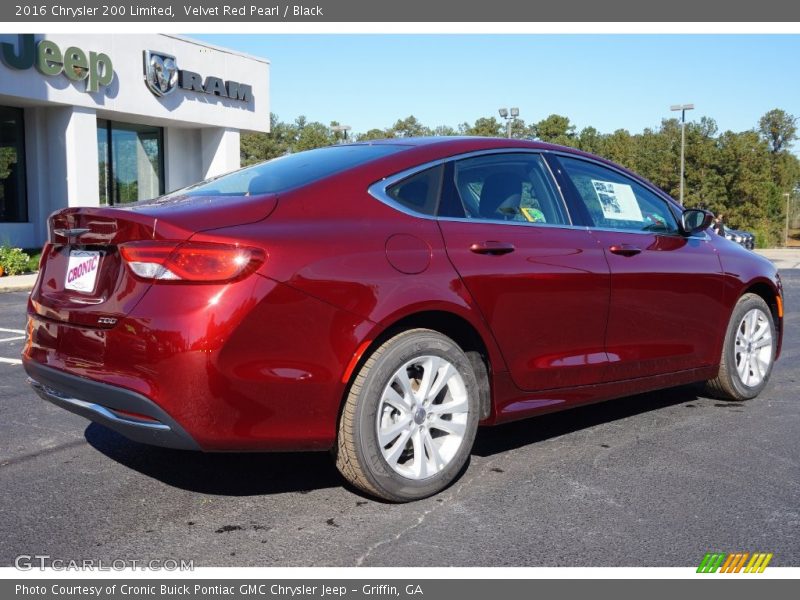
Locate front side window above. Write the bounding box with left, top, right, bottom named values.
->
left=0, top=106, right=27, bottom=223
left=449, top=153, right=568, bottom=225
left=558, top=156, right=679, bottom=233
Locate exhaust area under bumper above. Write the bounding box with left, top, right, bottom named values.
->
left=25, top=361, right=201, bottom=451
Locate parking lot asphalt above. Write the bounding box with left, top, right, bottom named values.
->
left=0, top=272, right=798, bottom=568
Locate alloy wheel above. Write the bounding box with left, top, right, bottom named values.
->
left=734, top=308, right=773, bottom=388
left=376, top=355, right=469, bottom=480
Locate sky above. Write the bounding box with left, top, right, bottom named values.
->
left=194, top=34, right=800, bottom=138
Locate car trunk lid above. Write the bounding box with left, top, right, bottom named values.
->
left=30, top=194, right=277, bottom=328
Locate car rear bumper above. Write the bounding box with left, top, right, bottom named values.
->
left=25, top=360, right=200, bottom=451
left=24, top=274, right=375, bottom=452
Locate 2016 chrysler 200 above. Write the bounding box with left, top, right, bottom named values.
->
left=24, top=138, right=783, bottom=501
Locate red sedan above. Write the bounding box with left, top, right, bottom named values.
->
left=24, top=138, right=783, bottom=501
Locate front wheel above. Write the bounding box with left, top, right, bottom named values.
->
left=704, top=293, right=777, bottom=400
left=335, top=329, right=480, bottom=502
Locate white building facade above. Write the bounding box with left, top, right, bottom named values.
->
left=0, top=34, right=270, bottom=248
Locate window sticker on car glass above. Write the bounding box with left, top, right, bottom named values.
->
left=520, top=207, right=546, bottom=223
left=591, top=180, right=643, bottom=222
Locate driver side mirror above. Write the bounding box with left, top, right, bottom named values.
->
left=680, top=209, right=714, bottom=235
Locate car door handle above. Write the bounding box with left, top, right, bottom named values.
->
left=608, top=244, right=642, bottom=257
left=470, top=241, right=516, bottom=255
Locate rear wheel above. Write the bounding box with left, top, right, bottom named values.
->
left=335, top=329, right=480, bottom=502
left=704, top=293, right=777, bottom=400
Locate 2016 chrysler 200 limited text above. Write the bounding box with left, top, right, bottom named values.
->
left=24, top=138, right=783, bottom=501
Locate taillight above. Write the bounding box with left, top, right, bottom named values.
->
left=119, top=241, right=265, bottom=283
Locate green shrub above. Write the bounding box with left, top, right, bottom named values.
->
left=22, top=248, right=42, bottom=273
left=751, top=221, right=782, bottom=249
left=0, top=245, right=31, bottom=276
left=26, top=252, right=42, bottom=273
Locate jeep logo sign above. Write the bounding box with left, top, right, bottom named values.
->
left=143, top=50, right=253, bottom=103
left=0, top=34, right=113, bottom=93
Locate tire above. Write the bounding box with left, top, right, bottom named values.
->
left=334, top=328, right=480, bottom=502
left=704, top=293, right=777, bottom=400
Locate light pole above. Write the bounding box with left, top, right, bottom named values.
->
left=670, top=103, right=694, bottom=205
left=498, top=107, right=519, bottom=138
left=331, top=124, right=351, bottom=144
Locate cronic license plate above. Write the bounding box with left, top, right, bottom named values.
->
left=64, top=250, right=101, bottom=293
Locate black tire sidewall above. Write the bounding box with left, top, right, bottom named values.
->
left=723, top=295, right=777, bottom=399
left=353, top=331, right=479, bottom=501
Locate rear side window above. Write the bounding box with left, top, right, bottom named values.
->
left=558, top=156, right=679, bottom=233
left=386, top=165, right=444, bottom=216
left=167, top=144, right=407, bottom=198
left=449, top=153, right=568, bottom=225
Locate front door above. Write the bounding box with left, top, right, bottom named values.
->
left=553, top=154, right=725, bottom=380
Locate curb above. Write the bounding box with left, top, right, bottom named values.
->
left=0, top=273, right=38, bottom=293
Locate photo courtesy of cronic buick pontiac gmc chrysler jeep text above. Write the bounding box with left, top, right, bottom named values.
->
left=24, top=138, right=783, bottom=501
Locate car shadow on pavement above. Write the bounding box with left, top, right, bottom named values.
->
left=84, top=423, right=343, bottom=496
left=85, top=384, right=716, bottom=497
left=472, top=384, right=712, bottom=457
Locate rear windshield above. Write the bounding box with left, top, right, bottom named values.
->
left=168, top=144, right=407, bottom=198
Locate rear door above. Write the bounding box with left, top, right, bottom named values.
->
left=551, top=154, right=725, bottom=380
left=437, top=152, right=612, bottom=391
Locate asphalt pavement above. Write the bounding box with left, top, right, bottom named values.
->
left=0, top=272, right=798, bottom=567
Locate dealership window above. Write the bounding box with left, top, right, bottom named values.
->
left=0, top=106, right=27, bottom=223
left=97, top=119, right=164, bottom=205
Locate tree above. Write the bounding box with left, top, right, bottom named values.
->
left=717, top=130, right=777, bottom=242
left=772, top=151, right=800, bottom=193
left=459, top=117, right=503, bottom=137
left=631, top=123, right=678, bottom=198
left=389, top=115, right=430, bottom=138
left=531, top=114, right=576, bottom=145
left=294, top=121, right=334, bottom=152
left=357, top=128, right=393, bottom=141
left=240, top=113, right=335, bottom=164
left=602, top=129, right=634, bottom=168
left=432, top=125, right=458, bottom=137
left=508, top=118, right=531, bottom=140
left=240, top=113, right=296, bottom=165
left=0, top=146, right=18, bottom=210
left=238, top=109, right=800, bottom=248
left=758, top=109, right=797, bottom=154
left=682, top=117, right=726, bottom=210
left=577, top=126, right=603, bottom=154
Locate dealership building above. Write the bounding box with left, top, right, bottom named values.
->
left=0, top=34, right=270, bottom=248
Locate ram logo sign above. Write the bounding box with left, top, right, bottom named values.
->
left=143, top=50, right=179, bottom=96
left=142, top=49, right=253, bottom=103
